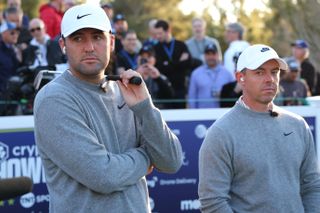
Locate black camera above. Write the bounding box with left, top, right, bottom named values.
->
left=140, top=58, right=148, bottom=65
left=3, top=66, right=56, bottom=115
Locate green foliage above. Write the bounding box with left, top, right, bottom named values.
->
left=268, top=0, right=320, bottom=67
left=21, top=0, right=43, bottom=18
left=111, top=0, right=194, bottom=41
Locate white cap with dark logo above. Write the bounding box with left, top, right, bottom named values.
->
left=61, top=3, right=112, bottom=38
left=236, top=44, right=287, bottom=72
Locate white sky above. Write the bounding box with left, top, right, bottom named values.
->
left=179, top=0, right=268, bottom=22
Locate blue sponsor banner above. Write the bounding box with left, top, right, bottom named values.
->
left=0, top=113, right=317, bottom=212
left=0, top=131, right=48, bottom=212
left=148, top=117, right=316, bottom=212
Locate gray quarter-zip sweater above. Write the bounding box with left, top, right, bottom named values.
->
left=34, top=71, right=182, bottom=213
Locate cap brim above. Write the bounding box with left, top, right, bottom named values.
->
left=63, top=25, right=109, bottom=37
left=246, top=57, right=287, bottom=71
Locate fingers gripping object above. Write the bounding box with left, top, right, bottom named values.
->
left=100, top=75, right=142, bottom=92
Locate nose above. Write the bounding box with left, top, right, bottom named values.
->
left=84, top=39, right=94, bottom=52
left=264, top=72, right=275, bottom=83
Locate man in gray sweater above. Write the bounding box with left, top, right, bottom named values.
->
left=198, top=44, right=320, bottom=213
left=33, top=4, right=182, bottom=213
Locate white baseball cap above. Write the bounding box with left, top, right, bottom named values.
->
left=0, top=21, right=18, bottom=33
left=236, top=44, right=287, bottom=72
left=61, top=3, right=112, bottom=38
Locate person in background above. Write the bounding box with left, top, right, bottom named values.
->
left=22, top=18, right=66, bottom=72
left=188, top=43, right=234, bottom=108
left=101, top=3, right=114, bottom=22
left=113, top=13, right=128, bottom=53
left=0, top=21, right=20, bottom=95
left=137, top=45, right=174, bottom=109
left=154, top=19, right=192, bottom=109
left=198, top=44, right=320, bottom=213
left=291, top=39, right=317, bottom=95
left=280, top=57, right=310, bottom=106
left=186, top=18, right=221, bottom=65
left=34, top=4, right=182, bottom=212
left=39, top=0, right=64, bottom=39
left=6, top=0, right=29, bottom=28
left=220, top=51, right=243, bottom=108
left=3, top=7, right=32, bottom=53
left=143, top=19, right=158, bottom=47
left=223, top=22, right=250, bottom=74
left=116, top=30, right=139, bottom=73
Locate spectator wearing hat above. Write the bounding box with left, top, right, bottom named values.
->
left=186, top=18, right=222, bottom=64
left=280, top=58, right=310, bottom=106
left=101, top=3, right=114, bottom=21
left=113, top=14, right=142, bottom=54
left=291, top=39, right=317, bottom=95
left=223, top=22, right=250, bottom=74
left=3, top=7, right=32, bottom=53
left=199, top=44, right=320, bottom=213
left=116, top=30, right=139, bottom=73
left=113, top=14, right=128, bottom=53
left=188, top=44, right=234, bottom=108
left=136, top=45, right=174, bottom=109
left=0, top=21, right=21, bottom=94
left=154, top=19, right=192, bottom=109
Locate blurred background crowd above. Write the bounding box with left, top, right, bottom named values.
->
left=0, top=0, right=319, bottom=115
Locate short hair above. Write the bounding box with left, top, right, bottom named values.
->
left=122, top=30, right=137, bottom=39
left=227, top=22, right=245, bottom=40
left=192, top=17, right=206, bottom=27
left=3, top=6, right=22, bottom=18
left=155, top=20, right=169, bottom=31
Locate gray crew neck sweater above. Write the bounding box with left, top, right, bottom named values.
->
left=34, top=71, right=182, bottom=213
left=199, top=103, right=320, bottom=213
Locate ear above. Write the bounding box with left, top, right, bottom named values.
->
left=59, top=38, right=66, bottom=54
left=236, top=72, right=245, bottom=84
left=109, top=33, right=115, bottom=52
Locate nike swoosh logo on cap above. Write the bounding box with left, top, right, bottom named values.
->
left=77, top=14, right=91, bottom=19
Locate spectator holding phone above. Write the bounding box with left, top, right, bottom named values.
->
left=137, top=45, right=174, bottom=109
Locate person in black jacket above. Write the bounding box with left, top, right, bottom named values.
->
left=154, top=20, right=192, bottom=108
left=0, top=21, right=21, bottom=115
left=137, top=45, right=174, bottom=109
left=291, top=39, right=317, bottom=95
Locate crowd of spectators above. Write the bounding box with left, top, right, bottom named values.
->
left=0, top=0, right=318, bottom=115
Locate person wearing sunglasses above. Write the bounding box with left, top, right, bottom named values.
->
left=21, top=18, right=66, bottom=72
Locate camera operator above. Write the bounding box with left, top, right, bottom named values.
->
left=137, top=45, right=174, bottom=109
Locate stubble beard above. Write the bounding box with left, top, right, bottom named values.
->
left=76, top=61, right=107, bottom=77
